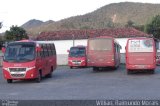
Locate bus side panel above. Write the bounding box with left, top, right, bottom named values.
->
left=114, top=43, right=121, bottom=67
left=114, top=51, right=120, bottom=67
left=53, top=55, right=57, bottom=70
left=52, top=44, right=57, bottom=71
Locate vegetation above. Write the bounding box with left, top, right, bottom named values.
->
left=125, top=20, right=135, bottom=27
left=125, top=20, right=145, bottom=32
left=145, top=15, right=160, bottom=39
left=4, top=25, right=28, bottom=41
left=22, top=2, right=160, bottom=35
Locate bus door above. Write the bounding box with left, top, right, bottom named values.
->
left=41, top=44, right=49, bottom=76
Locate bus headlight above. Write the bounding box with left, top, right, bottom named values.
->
left=26, top=66, right=35, bottom=71
left=68, top=60, right=72, bottom=62
left=3, top=67, right=9, bottom=71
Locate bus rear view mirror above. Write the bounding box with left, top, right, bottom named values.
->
left=67, top=50, right=70, bottom=53
left=2, top=47, right=6, bottom=53
left=36, top=47, right=41, bottom=52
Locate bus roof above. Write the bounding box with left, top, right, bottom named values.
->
left=75, top=45, right=86, bottom=47
left=6, top=40, right=55, bottom=47
left=127, top=37, right=152, bottom=40
left=89, top=36, right=114, bottom=40
left=88, top=36, right=121, bottom=47
left=36, top=41, right=55, bottom=44
left=16, top=39, right=35, bottom=43
left=70, top=46, right=86, bottom=49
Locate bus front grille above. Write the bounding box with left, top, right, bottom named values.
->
left=11, top=74, right=25, bottom=78
left=72, top=60, right=81, bottom=62
left=9, top=68, right=26, bottom=72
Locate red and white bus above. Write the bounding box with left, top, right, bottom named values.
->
left=125, top=38, right=156, bottom=74
left=68, top=46, right=87, bottom=68
left=2, top=40, right=57, bottom=83
left=87, top=36, right=121, bottom=71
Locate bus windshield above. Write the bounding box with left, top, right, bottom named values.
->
left=4, top=42, right=35, bottom=62
left=128, top=39, right=154, bottom=53
left=69, top=47, right=86, bottom=57
left=89, top=38, right=112, bottom=51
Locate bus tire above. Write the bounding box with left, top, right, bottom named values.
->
left=36, top=70, right=42, bottom=83
left=7, top=79, right=13, bottom=83
left=113, top=66, right=118, bottom=70
left=127, top=70, right=132, bottom=75
left=93, top=67, right=99, bottom=71
left=46, top=67, right=53, bottom=78
left=149, top=70, right=155, bottom=74
left=70, top=66, right=73, bottom=69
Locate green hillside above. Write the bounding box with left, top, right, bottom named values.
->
left=22, top=2, right=160, bottom=35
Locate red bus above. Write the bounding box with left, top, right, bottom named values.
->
left=68, top=46, right=87, bottom=69
left=2, top=40, right=57, bottom=83
left=87, top=36, right=121, bottom=71
left=125, top=38, right=156, bottom=74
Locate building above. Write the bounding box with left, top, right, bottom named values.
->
left=36, top=28, right=151, bottom=65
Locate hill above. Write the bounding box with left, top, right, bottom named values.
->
left=21, top=19, right=44, bottom=29
left=22, top=2, right=160, bottom=35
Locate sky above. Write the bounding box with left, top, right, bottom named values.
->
left=0, top=0, right=160, bottom=32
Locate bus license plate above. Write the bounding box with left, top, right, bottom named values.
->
left=74, top=62, right=80, bottom=65
left=138, top=65, right=145, bottom=68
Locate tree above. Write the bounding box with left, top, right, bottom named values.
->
left=145, top=15, right=160, bottom=39
left=107, top=19, right=115, bottom=28
left=125, top=20, right=135, bottom=27
left=0, top=22, right=2, bottom=29
left=4, top=25, right=28, bottom=41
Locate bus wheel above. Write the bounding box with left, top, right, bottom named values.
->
left=46, top=67, right=53, bottom=78
left=36, top=70, right=42, bottom=83
left=7, top=79, right=13, bottom=83
left=149, top=70, right=155, bottom=74
left=127, top=70, right=132, bottom=75
left=70, top=66, right=73, bottom=69
left=93, top=67, right=99, bottom=71
left=113, top=66, right=118, bottom=70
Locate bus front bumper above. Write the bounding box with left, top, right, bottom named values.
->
left=126, top=64, right=155, bottom=70
left=68, top=60, right=86, bottom=67
left=87, top=62, right=115, bottom=67
left=2, top=67, right=38, bottom=80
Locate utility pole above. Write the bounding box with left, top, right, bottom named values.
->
left=72, top=34, right=75, bottom=47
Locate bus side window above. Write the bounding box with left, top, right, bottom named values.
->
left=51, top=44, right=56, bottom=55
left=53, top=44, right=56, bottom=55
left=44, top=44, right=47, bottom=57
left=118, top=46, right=120, bottom=52
left=48, top=44, right=52, bottom=56
left=36, top=51, right=41, bottom=57
left=44, top=44, right=50, bottom=57
left=46, top=44, right=50, bottom=57
left=40, top=44, right=45, bottom=58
